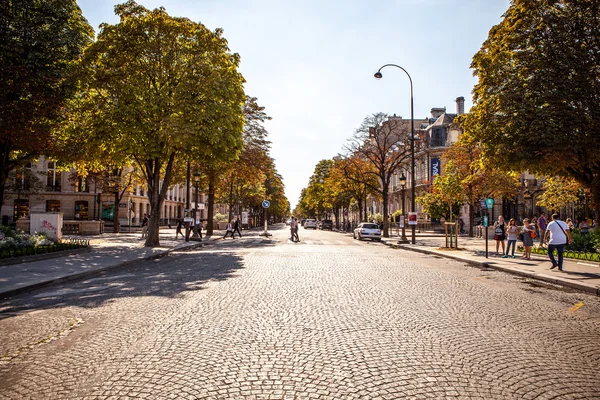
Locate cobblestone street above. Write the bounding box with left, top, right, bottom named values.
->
left=1, top=227, right=599, bottom=399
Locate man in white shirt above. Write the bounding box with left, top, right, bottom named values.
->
left=543, top=213, right=572, bottom=271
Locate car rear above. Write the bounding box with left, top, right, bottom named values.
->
left=304, top=219, right=317, bottom=229
left=320, top=220, right=333, bottom=230
left=358, top=223, right=381, bottom=240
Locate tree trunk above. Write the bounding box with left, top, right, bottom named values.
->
left=143, top=153, right=176, bottom=247
left=206, top=174, right=215, bottom=236
left=468, top=201, right=475, bottom=237
left=113, top=191, right=120, bottom=233
left=228, top=177, right=234, bottom=222
left=185, top=163, right=191, bottom=210
left=0, top=142, right=16, bottom=212
left=382, top=186, right=389, bottom=238
left=357, top=198, right=363, bottom=223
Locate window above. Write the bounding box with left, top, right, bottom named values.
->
left=74, top=201, right=89, bottom=220
left=14, top=199, right=29, bottom=220
left=430, top=127, right=446, bottom=147
left=15, top=162, right=32, bottom=191
left=75, top=176, right=89, bottom=192
left=47, top=162, right=61, bottom=192
left=46, top=199, right=60, bottom=212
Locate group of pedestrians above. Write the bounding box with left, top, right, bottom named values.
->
left=492, top=213, right=572, bottom=271
left=289, top=217, right=300, bottom=242
left=174, top=217, right=203, bottom=240
left=223, top=217, right=242, bottom=239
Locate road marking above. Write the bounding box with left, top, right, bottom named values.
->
left=569, top=302, right=585, bottom=312
left=576, top=262, right=599, bottom=268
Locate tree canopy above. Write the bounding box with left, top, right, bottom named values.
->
left=0, top=0, right=93, bottom=206
left=465, top=0, right=600, bottom=218
left=63, top=1, right=245, bottom=245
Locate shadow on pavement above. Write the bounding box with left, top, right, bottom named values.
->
left=0, top=250, right=244, bottom=319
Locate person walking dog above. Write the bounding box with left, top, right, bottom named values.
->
left=544, top=213, right=572, bottom=272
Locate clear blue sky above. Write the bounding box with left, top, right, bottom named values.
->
left=77, top=0, right=510, bottom=210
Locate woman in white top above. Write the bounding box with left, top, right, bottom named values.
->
left=502, top=218, right=519, bottom=258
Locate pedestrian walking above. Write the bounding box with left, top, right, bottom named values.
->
left=223, top=220, right=235, bottom=239
left=544, top=213, right=572, bottom=272
left=521, top=218, right=535, bottom=260
left=175, top=219, right=184, bottom=239
left=537, top=212, right=548, bottom=247
left=503, top=218, right=518, bottom=258
left=141, top=213, right=149, bottom=239
left=493, top=215, right=506, bottom=256
left=458, top=217, right=465, bottom=234
left=292, top=218, right=300, bottom=242
left=289, top=217, right=296, bottom=241
left=197, top=219, right=203, bottom=241
left=233, top=217, right=242, bottom=238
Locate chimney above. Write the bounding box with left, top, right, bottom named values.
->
left=456, top=96, right=465, bottom=115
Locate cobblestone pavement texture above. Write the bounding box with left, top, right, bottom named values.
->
left=1, top=226, right=599, bottom=399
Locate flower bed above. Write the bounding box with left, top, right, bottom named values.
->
left=0, top=226, right=89, bottom=260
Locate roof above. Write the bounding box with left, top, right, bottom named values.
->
left=427, top=112, right=457, bottom=129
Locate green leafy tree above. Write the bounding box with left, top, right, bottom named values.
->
left=68, top=1, right=245, bottom=246
left=304, top=160, right=334, bottom=220
left=0, top=0, right=93, bottom=209
left=465, top=0, right=600, bottom=219
left=215, top=96, right=273, bottom=222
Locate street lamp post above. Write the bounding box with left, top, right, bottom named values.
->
left=192, top=170, right=201, bottom=238
left=398, top=173, right=409, bottom=243
left=374, top=64, right=416, bottom=244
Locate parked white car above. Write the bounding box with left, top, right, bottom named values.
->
left=353, top=223, right=381, bottom=241
left=304, top=219, right=317, bottom=229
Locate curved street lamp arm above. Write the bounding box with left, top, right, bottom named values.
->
left=376, top=64, right=413, bottom=98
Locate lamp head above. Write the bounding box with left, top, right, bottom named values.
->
left=399, top=173, right=407, bottom=187
left=193, top=170, right=201, bottom=182
left=374, top=71, right=383, bottom=79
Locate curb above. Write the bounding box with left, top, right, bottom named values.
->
left=382, top=240, right=600, bottom=297
left=0, top=241, right=205, bottom=299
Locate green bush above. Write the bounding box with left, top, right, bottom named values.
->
left=566, top=229, right=600, bottom=253
left=0, top=227, right=90, bottom=259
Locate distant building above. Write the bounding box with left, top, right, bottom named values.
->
left=0, top=156, right=219, bottom=228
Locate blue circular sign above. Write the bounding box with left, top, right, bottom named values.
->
left=262, top=200, right=270, bottom=209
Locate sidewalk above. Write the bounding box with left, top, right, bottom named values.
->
left=380, top=233, right=600, bottom=296
left=0, top=225, right=275, bottom=299
left=0, top=228, right=222, bottom=299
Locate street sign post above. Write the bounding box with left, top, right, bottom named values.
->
left=484, top=198, right=494, bottom=258
left=260, top=200, right=271, bottom=236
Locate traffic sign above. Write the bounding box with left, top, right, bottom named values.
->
left=262, top=200, right=270, bottom=209
left=479, top=199, right=487, bottom=209
left=483, top=216, right=488, bottom=227
left=485, top=198, right=495, bottom=209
